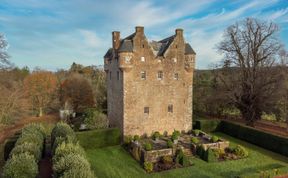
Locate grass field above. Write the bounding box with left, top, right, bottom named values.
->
left=82, top=132, right=288, bottom=178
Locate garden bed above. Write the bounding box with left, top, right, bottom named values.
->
left=124, top=130, right=249, bottom=172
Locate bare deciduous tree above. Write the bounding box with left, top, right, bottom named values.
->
left=217, top=18, right=284, bottom=126
left=0, top=33, right=11, bottom=68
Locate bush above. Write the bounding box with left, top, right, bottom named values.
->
left=3, top=153, right=38, bottom=178
left=133, top=135, right=140, bottom=142
left=233, top=145, right=248, bottom=158
left=22, top=123, right=46, bottom=139
left=61, top=168, right=95, bottom=178
left=52, top=136, right=76, bottom=155
left=161, top=155, right=173, bottom=165
left=4, top=137, right=18, bottom=161
left=83, top=108, right=108, bottom=130
left=152, top=131, right=161, bottom=140
left=144, top=143, right=152, bottom=151
left=171, top=130, right=180, bottom=141
left=51, top=122, right=76, bottom=146
left=143, top=162, right=153, bottom=173
left=53, top=142, right=86, bottom=162
left=124, top=135, right=133, bottom=146
left=193, top=129, right=201, bottom=136
left=191, top=137, right=200, bottom=144
left=53, top=154, right=94, bottom=178
left=204, top=148, right=218, bottom=162
left=211, top=136, right=219, bottom=143
left=167, top=140, right=173, bottom=148
left=10, top=142, right=42, bottom=161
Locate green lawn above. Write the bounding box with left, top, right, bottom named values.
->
left=83, top=132, right=288, bottom=178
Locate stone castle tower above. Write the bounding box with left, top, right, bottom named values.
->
left=104, top=26, right=196, bottom=136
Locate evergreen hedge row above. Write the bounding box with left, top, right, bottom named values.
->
left=219, top=121, right=288, bottom=157
left=52, top=122, right=95, bottom=178
left=194, top=119, right=288, bottom=157
left=2, top=123, right=46, bottom=178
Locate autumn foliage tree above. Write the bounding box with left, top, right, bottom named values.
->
left=24, top=71, right=58, bottom=117
left=60, top=74, right=95, bottom=113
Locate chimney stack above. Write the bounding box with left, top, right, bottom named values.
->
left=175, top=28, right=183, bottom=36
left=112, top=31, right=120, bottom=50
left=135, top=26, right=144, bottom=34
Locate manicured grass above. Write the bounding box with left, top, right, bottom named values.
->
left=83, top=132, right=288, bottom=178
left=76, top=128, right=121, bottom=149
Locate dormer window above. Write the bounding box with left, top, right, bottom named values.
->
left=157, top=71, right=163, bottom=80
left=141, top=71, right=146, bottom=80
left=141, top=57, right=145, bottom=62
left=174, top=73, right=179, bottom=80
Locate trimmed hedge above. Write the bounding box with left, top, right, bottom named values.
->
left=76, top=128, right=121, bottom=149
left=4, top=137, right=18, bottom=161
left=193, top=119, right=288, bottom=157
left=193, top=119, right=221, bottom=133
left=220, top=121, right=288, bottom=157
left=3, top=153, right=38, bottom=178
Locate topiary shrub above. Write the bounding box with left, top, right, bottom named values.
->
left=143, top=162, right=153, bottom=173
left=52, top=135, right=77, bottom=155
left=133, top=135, right=140, bottom=142
left=123, top=135, right=133, bottom=147
left=152, top=131, right=161, bottom=140
left=191, top=137, right=200, bottom=145
left=3, top=153, right=38, bottom=178
left=193, top=129, right=201, bottom=136
left=10, top=142, right=42, bottom=162
left=175, top=149, right=190, bottom=166
left=22, top=123, right=46, bottom=140
left=204, top=148, right=218, bottom=162
left=171, top=130, right=180, bottom=141
left=51, top=122, right=76, bottom=146
left=61, top=168, right=95, bottom=178
left=161, top=155, right=173, bottom=165
left=144, top=142, right=152, bottom=151
left=53, top=142, right=86, bottom=162
left=167, top=140, right=173, bottom=148
left=211, top=136, right=219, bottom=143
left=233, top=145, right=248, bottom=158
left=53, top=154, right=94, bottom=178
left=83, top=108, right=108, bottom=130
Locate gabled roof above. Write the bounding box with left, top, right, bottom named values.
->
left=185, top=43, right=196, bottom=55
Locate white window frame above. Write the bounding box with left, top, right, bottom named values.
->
left=157, top=71, right=163, bottom=80
left=141, top=71, right=146, bottom=80
left=141, top=56, right=145, bottom=62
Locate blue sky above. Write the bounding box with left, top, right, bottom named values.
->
left=0, top=0, right=287, bottom=70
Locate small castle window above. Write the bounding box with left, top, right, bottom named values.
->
left=144, top=107, right=149, bottom=114
left=174, top=73, right=179, bottom=80
left=142, top=44, right=145, bottom=48
left=168, top=104, right=173, bottom=113
left=173, top=58, right=177, bottom=63
left=157, top=71, right=163, bottom=80
left=175, top=45, right=178, bottom=48
left=141, top=57, right=145, bottom=62
left=116, top=57, right=119, bottom=63
left=117, top=71, right=120, bottom=80
left=109, top=71, right=112, bottom=80
left=141, top=71, right=146, bottom=80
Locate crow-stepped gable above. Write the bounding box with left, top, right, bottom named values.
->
left=104, top=26, right=196, bottom=136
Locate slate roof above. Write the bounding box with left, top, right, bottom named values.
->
left=185, top=43, right=196, bottom=55
left=104, top=48, right=113, bottom=58
left=118, top=40, right=133, bottom=52
left=114, top=32, right=196, bottom=56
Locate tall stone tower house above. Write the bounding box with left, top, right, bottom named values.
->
left=104, top=26, right=196, bottom=136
